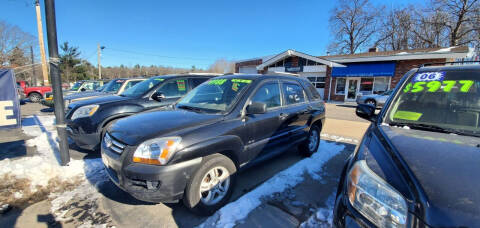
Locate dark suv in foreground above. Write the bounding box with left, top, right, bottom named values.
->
left=101, top=75, right=325, bottom=214
left=334, top=64, right=480, bottom=227
left=66, top=74, right=215, bottom=151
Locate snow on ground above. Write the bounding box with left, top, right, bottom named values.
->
left=200, top=141, right=345, bottom=228
left=321, top=133, right=359, bottom=144
left=300, top=192, right=336, bottom=228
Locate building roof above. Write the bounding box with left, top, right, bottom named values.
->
left=321, top=46, right=471, bottom=63
left=256, top=49, right=345, bottom=70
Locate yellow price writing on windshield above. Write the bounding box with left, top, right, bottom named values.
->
left=403, top=80, right=474, bottom=93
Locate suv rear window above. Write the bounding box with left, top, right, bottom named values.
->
left=385, top=70, right=480, bottom=136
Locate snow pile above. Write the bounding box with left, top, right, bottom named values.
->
left=200, top=141, right=345, bottom=228
left=321, top=133, right=359, bottom=144
left=300, top=193, right=336, bottom=228
left=0, top=115, right=85, bottom=192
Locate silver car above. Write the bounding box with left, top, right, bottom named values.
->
left=356, top=90, right=393, bottom=108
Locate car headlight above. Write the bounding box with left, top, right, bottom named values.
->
left=348, top=160, right=407, bottom=228
left=71, top=104, right=99, bottom=120
left=133, top=137, right=181, bottom=165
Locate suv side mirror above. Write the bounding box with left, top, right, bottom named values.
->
left=246, top=102, right=267, bottom=115
left=80, top=88, right=86, bottom=92
left=356, top=104, right=377, bottom=121
left=152, top=91, right=166, bottom=102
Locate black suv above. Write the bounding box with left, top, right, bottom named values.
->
left=333, top=65, right=480, bottom=227
left=66, top=74, right=215, bottom=151
left=101, top=75, right=325, bottom=214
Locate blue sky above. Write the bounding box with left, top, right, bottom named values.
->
left=2, top=0, right=416, bottom=69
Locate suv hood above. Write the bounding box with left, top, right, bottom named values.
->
left=108, top=110, right=223, bottom=146
left=64, top=91, right=108, bottom=101
left=380, top=126, right=480, bottom=227
left=68, top=95, right=131, bottom=110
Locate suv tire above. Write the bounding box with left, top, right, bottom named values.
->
left=183, top=154, right=236, bottom=215
left=299, top=124, right=321, bottom=157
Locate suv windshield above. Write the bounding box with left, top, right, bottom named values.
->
left=102, top=79, right=124, bottom=93
left=70, top=81, right=83, bottom=91
left=120, top=77, right=165, bottom=97
left=177, top=78, right=252, bottom=112
left=385, top=70, right=480, bottom=137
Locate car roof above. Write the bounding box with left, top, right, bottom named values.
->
left=213, top=74, right=306, bottom=82
left=419, top=64, right=480, bottom=72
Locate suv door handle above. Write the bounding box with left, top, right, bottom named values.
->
left=279, top=113, right=289, bottom=120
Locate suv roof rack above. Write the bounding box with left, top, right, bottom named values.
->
left=421, top=61, right=480, bottom=67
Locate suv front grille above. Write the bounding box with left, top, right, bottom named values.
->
left=104, top=132, right=126, bottom=154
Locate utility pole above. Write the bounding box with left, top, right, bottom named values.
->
left=35, top=0, right=50, bottom=86
left=44, top=0, right=70, bottom=166
left=97, top=43, right=105, bottom=79
left=30, top=46, right=37, bottom=86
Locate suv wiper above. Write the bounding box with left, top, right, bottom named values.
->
left=389, top=122, right=480, bottom=137
left=177, top=105, right=204, bottom=113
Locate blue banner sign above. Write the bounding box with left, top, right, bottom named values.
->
left=0, top=69, right=21, bottom=129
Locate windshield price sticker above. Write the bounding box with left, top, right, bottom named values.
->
left=231, top=79, right=252, bottom=84
left=403, top=80, right=474, bottom=93
left=177, top=80, right=186, bottom=91
left=412, top=72, right=445, bottom=82
left=393, top=111, right=423, bottom=121
left=208, top=79, right=227, bottom=85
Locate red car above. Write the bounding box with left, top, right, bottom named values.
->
left=17, top=81, right=52, bottom=103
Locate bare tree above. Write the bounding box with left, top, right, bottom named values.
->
left=434, top=0, right=480, bottom=46
left=376, top=7, right=415, bottom=50
left=328, top=0, right=383, bottom=54
left=208, top=58, right=235, bottom=73
left=0, top=20, right=35, bottom=67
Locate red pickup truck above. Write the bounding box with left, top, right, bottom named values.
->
left=17, top=81, right=52, bottom=103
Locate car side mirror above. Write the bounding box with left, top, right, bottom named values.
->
left=80, top=88, right=86, bottom=92
left=152, top=91, right=166, bottom=102
left=246, top=102, right=267, bottom=115
left=356, top=104, right=377, bottom=121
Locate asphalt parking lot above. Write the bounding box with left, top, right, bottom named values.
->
left=1, top=101, right=369, bottom=228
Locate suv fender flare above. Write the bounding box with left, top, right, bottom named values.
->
left=172, top=135, right=244, bottom=166
left=97, top=113, right=136, bottom=133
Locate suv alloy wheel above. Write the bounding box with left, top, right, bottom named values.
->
left=183, top=154, right=236, bottom=215
left=299, top=124, right=321, bottom=156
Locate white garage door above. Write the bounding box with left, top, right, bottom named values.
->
left=239, top=66, right=258, bottom=74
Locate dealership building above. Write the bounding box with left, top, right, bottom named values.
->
left=235, top=46, right=472, bottom=102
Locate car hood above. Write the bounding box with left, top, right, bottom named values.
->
left=64, top=91, right=108, bottom=101
left=380, top=126, right=480, bottom=227
left=108, top=110, right=223, bottom=146
left=68, top=95, right=131, bottom=110
left=360, top=94, right=382, bottom=99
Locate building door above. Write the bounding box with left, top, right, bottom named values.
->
left=346, top=79, right=359, bottom=101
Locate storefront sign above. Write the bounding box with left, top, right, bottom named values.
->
left=0, top=69, right=21, bottom=129
left=285, top=66, right=303, bottom=72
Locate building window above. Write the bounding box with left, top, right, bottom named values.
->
left=307, top=76, right=325, bottom=89
left=360, top=78, right=374, bottom=95
left=335, top=78, right=346, bottom=95
left=373, top=77, right=389, bottom=94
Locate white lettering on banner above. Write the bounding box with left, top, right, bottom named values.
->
left=0, top=100, right=17, bottom=126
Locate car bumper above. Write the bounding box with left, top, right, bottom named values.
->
left=101, top=141, right=202, bottom=203
left=66, top=124, right=100, bottom=151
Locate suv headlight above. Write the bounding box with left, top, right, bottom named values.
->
left=71, top=104, right=99, bottom=120
left=348, top=160, right=407, bottom=228
left=133, top=137, right=181, bottom=165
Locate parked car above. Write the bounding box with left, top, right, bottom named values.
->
left=42, top=78, right=145, bottom=108
left=64, top=80, right=107, bottom=96
left=16, top=83, right=25, bottom=101
left=356, top=90, right=393, bottom=108
left=16, top=81, right=52, bottom=103
left=101, top=74, right=326, bottom=215
left=333, top=64, right=480, bottom=227
left=66, top=74, right=216, bottom=151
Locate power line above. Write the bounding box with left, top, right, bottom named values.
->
left=105, top=48, right=212, bottom=62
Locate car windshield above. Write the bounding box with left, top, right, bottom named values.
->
left=70, top=82, right=83, bottom=91
left=177, top=78, right=252, bottom=113
left=120, top=77, right=165, bottom=97
left=102, top=79, right=124, bottom=93
left=385, top=70, right=480, bottom=137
